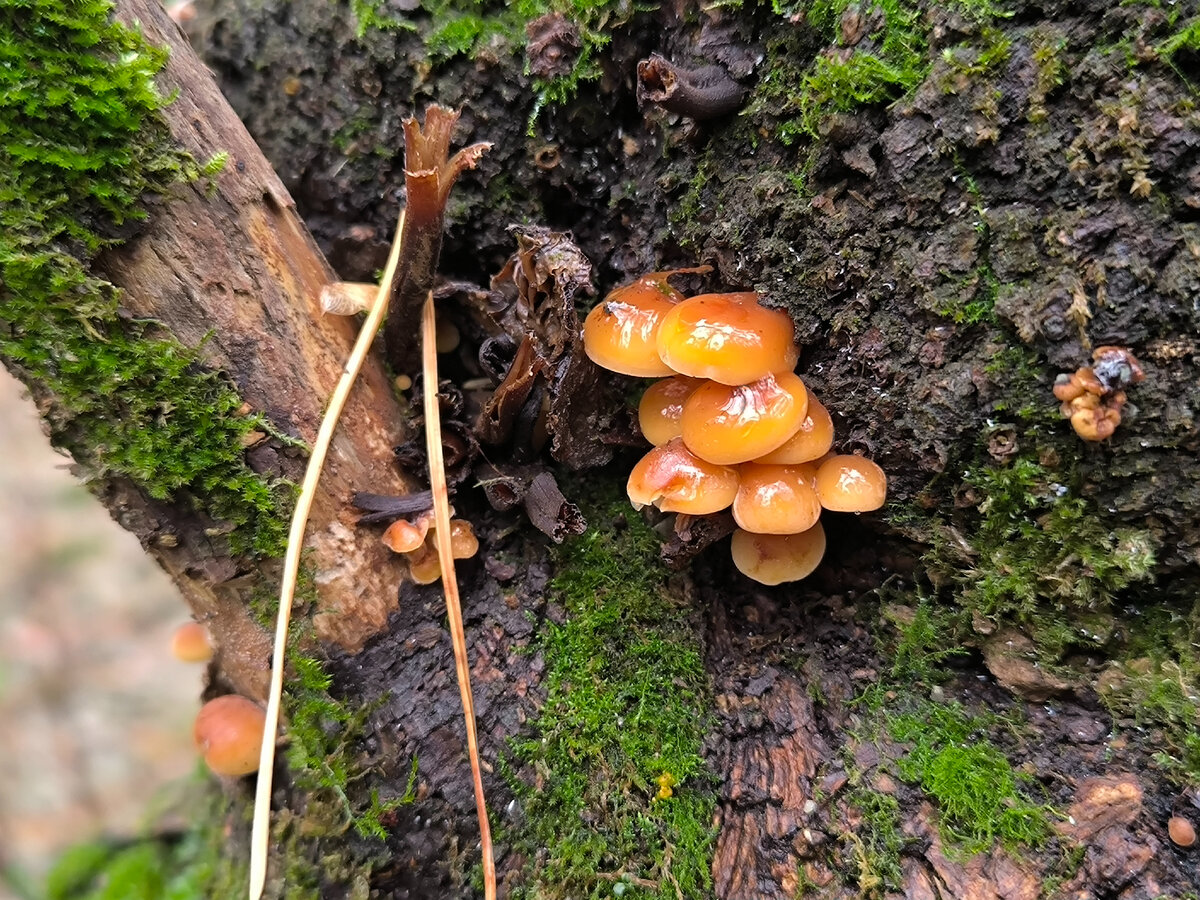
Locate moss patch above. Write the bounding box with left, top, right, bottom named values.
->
left=42, top=776, right=247, bottom=900
left=0, top=0, right=291, bottom=556
left=506, top=487, right=715, bottom=899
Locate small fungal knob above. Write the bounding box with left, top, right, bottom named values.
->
left=732, top=462, right=822, bottom=534
left=627, top=438, right=739, bottom=515
left=194, top=695, right=266, bottom=777
left=680, top=372, right=809, bottom=465
left=1168, top=815, right=1196, bottom=848
left=171, top=622, right=213, bottom=663
left=731, top=523, right=826, bottom=585
left=656, top=292, right=798, bottom=385
left=814, top=455, right=888, bottom=512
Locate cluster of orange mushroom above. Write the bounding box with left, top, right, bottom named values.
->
left=583, top=270, right=887, bottom=585
left=1053, top=346, right=1144, bottom=442
left=381, top=508, right=480, bottom=583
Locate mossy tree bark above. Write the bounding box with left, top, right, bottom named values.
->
left=8, top=0, right=1200, bottom=897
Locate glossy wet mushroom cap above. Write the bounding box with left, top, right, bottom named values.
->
left=680, top=372, right=808, bottom=465
left=627, top=438, right=740, bottom=515
left=655, top=292, right=798, bottom=385
left=732, top=462, right=822, bottom=534
left=638, top=376, right=705, bottom=446
left=382, top=517, right=431, bottom=554
left=815, top=454, right=887, bottom=513
left=194, top=695, right=266, bottom=777
left=582, top=278, right=680, bottom=377
left=753, top=395, right=834, bottom=464
left=730, top=523, right=826, bottom=585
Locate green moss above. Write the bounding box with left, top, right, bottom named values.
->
left=43, top=776, right=246, bottom=900
left=507, top=486, right=715, bottom=899
left=347, top=0, right=417, bottom=37
left=955, top=458, right=1157, bottom=623
left=889, top=702, right=1052, bottom=853
left=0, top=0, right=292, bottom=557
left=284, top=653, right=414, bottom=840
left=839, top=787, right=906, bottom=894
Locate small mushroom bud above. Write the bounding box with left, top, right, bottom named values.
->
left=1168, top=815, right=1196, bottom=848
left=638, top=376, right=705, bottom=445
left=753, top=395, right=834, bottom=464
left=732, top=462, right=822, bottom=534
left=194, top=695, right=266, bottom=777
left=1069, top=405, right=1119, bottom=441
left=1052, top=373, right=1085, bottom=403
left=582, top=276, right=682, bottom=377
left=382, top=516, right=431, bottom=554
left=448, top=519, right=480, bottom=559
left=171, top=622, right=213, bottom=663
left=680, top=372, right=808, bottom=465
left=815, top=454, right=887, bottom=513
left=656, top=292, right=798, bottom=385
left=627, top=437, right=739, bottom=514
left=731, top=523, right=826, bottom=585
left=1074, top=367, right=1104, bottom=396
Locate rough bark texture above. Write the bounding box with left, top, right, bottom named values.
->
left=103, top=0, right=412, bottom=665
left=10, top=0, right=1200, bottom=897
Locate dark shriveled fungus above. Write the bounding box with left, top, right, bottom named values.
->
left=384, top=106, right=491, bottom=375
left=636, top=53, right=747, bottom=120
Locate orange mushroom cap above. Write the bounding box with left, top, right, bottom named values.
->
left=194, top=695, right=266, bottom=777
left=680, top=372, right=808, bottom=465
left=731, top=523, right=826, bottom=585
left=656, top=292, right=798, bottom=385
left=753, top=395, right=834, bottom=464
left=815, top=455, right=887, bottom=513
left=406, top=540, right=443, bottom=584
left=1069, top=405, right=1120, bottom=441
left=627, top=437, right=740, bottom=515
left=382, top=517, right=431, bottom=554
left=732, top=463, right=822, bottom=534
left=171, top=622, right=213, bottom=663
left=448, top=519, right=480, bottom=559
left=729, top=465, right=825, bottom=535
left=582, top=277, right=680, bottom=377
left=638, top=376, right=705, bottom=446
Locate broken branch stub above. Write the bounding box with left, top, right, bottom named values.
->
left=384, top=106, right=492, bottom=376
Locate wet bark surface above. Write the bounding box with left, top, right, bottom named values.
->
left=167, top=0, right=1200, bottom=895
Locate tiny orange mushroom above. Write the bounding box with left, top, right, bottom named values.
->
left=656, top=292, right=798, bottom=385
left=638, top=376, right=705, bottom=446
left=627, top=438, right=740, bottom=515
left=815, top=455, right=888, bottom=513
left=753, top=395, right=834, bottom=464
left=731, top=523, right=827, bottom=585
left=582, top=274, right=685, bottom=378
left=171, top=622, right=213, bottom=663
left=194, top=695, right=266, bottom=777
left=680, top=372, right=808, bottom=465
left=732, top=462, right=822, bottom=535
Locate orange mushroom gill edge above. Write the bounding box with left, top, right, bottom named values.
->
left=638, top=375, right=706, bottom=446
left=655, top=292, right=798, bottom=385
left=627, top=437, right=739, bottom=515
left=753, top=395, right=834, bottom=464
left=730, top=523, right=826, bottom=586
left=732, top=462, right=823, bottom=534
left=680, top=372, right=808, bottom=466
left=582, top=277, right=680, bottom=378
left=194, top=694, right=267, bottom=777
left=814, top=454, right=888, bottom=513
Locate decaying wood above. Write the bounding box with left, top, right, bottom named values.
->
left=104, top=0, right=411, bottom=661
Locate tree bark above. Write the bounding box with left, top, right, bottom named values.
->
left=8, top=0, right=1200, bottom=898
